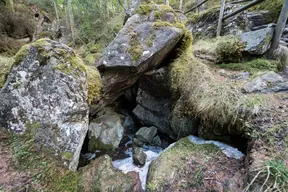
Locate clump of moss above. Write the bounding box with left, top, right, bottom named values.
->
left=135, top=3, right=154, bottom=15
left=186, top=6, right=220, bottom=24
left=194, top=36, right=245, bottom=63
left=218, top=59, right=281, bottom=74
left=170, top=45, right=246, bottom=133
left=0, top=55, right=13, bottom=88
left=85, top=65, right=102, bottom=104
left=128, top=31, right=143, bottom=61
left=249, top=0, right=283, bottom=23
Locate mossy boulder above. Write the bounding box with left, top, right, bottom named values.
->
left=147, top=136, right=244, bottom=191
left=0, top=39, right=90, bottom=170
left=78, top=155, right=142, bottom=192
left=98, top=3, right=190, bottom=104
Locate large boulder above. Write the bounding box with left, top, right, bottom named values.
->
left=88, top=108, right=124, bottom=151
left=147, top=136, right=245, bottom=191
left=98, top=3, right=185, bottom=104
left=0, top=39, right=96, bottom=170
left=241, top=27, right=274, bottom=55
left=133, top=147, right=147, bottom=166
left=78, top=155, right=142, bottom=192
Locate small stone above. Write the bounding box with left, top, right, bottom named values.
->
left=152, top=136, right=161, bottom=146
left=135, top=126, right=157, bottom=143
left=132, top=147, right=147, bottom=167
left=133, top=137, right=144, bottom=147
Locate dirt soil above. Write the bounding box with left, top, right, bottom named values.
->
left=0, top=131, right=29, bottom=191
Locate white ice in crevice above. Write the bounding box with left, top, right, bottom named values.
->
left=187, top=135, right=245, bottom=160
left=112, top=135, right=245, bottom=190
left=113, top=146, right=162, bottom=190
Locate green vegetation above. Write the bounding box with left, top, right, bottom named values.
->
left=169, top=44, right=245, bottom=136
left=250, top=0, right=283, bottom=23
left=0, top=56, right=13, bottom=88
left=245, top=158, right=288, bottom=192
left=85, top=65, right=102, bottom=104
left=9, top=124, right=79, bottom=192
left=218, top=59, right=282, bottom=75
left=147, top=137, right=220, bottom=191
left=194, top=36, right=245, bottom=63
left=186, top=6, right=220, bottom=24
left=128, top=31, right=143, bottom=61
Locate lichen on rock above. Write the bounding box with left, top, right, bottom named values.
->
left=0, top=38, right=91, bottom=171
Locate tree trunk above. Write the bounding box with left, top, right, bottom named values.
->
left=67, top=0, right=75, bottom=45
left=268, top=0, right=288, bottom=57
left=53, top=0, right=60, bottom=31
left=217, top=0, right=226, bottom=37
left=179, top=0, right=183, bottom=11
left=32, top=15, right=45, bottom=42
left=9, top=0, right=14, bottom=13
left=166, top=0, right=170, bottom=6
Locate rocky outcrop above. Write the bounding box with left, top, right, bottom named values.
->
left=78, top=155, right=142, bottom=192
left=243, top=71, right=288, bottom=93
left=133, top=67, right=199, bottom=139
left=0, top=39, right=97, bottom=170
left=147, top=136, right=245, bottom=192
left=241, top=27, right=274, bottom=55
left=133, top=67, right=172, bottom=135
left=98, top=3, right=185, bottom=104
left=88, top=108, right=124, bottom=151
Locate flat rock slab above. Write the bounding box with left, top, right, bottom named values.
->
left=241, top=27, right=274, bottom=55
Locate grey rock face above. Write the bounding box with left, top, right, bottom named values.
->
left=133, top=68, right=172, bottom=135
left=88, top=108, right=124, bottom=151
left=98, top=5, right=184, bottom=104
left=243, top=71, right=288, bottom=93
left=135, top=126, right=157, bottom=143
left=133, top=147, right=147, bottom=166
left=241, top=28, right=274, bottom=55
left=0, top=39, right=89, bottom=170
left=133, top=68, right=199, bottom=139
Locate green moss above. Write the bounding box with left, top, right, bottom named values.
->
left=215, top=36, right=245, bottom=63
left=85, top=66, right=102, bottom=104
left=135, top=3, right=154, bottom=15
left=250, top=0, right=282, bottom=23
left=128, top=32, right=143, bottom=61
left=61, top=152, right=73, bottom=160
left=88, top=137, right=114, bottom=151
left=0, top=56, right=13, bottom=88
left=13, top=44, right=29, bottom=65
left=218, top=59, right=281, bottom=74
left=186, top=6, right=220, bottom=24
left=147, top=137, right=220, bottom=191
left=9, top=129, right=79, bottom=191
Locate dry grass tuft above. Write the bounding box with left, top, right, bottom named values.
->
left=169, top=45, right=248, bottom=132
left=193, top=36, right=245, bottom=63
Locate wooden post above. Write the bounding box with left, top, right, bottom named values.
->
left=184, top=0, right=209, bottom=15
left=217, top=0, right=226, bottom=37
left=223, top=0, right=265, bottom=20
left=268, top=0, right=288, bottom=57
